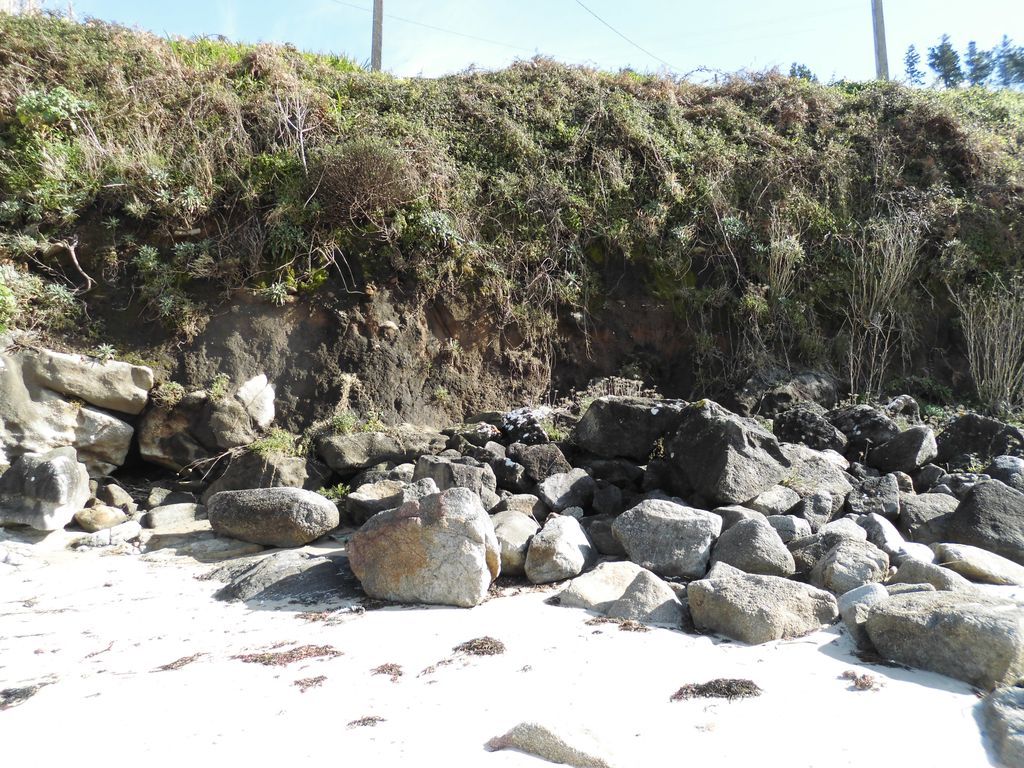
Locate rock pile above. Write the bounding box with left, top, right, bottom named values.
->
left=2, top=347, right=1023, bottom=755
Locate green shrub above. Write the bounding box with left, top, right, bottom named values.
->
left=0, top=277, right=16, bottom=333
left=249, top=428, right=302, bottom=458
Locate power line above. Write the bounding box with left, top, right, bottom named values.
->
left=324, top=0, right=535, bottom=54
left=571, top=0, right=682, bottom=72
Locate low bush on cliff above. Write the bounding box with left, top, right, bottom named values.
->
left=0, top=13, right=1022, bottom=403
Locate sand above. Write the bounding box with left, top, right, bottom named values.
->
left=0, top=530, right=1001, bottom=768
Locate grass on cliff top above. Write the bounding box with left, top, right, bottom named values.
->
left=0, top=13, right=1022, bottom=393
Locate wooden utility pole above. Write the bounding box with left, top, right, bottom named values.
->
left=371, top=0, right=383, bottom=71
left=871, top=0, right=889, bottom=80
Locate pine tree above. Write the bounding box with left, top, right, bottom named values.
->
left=904, top=45, right=925, bottom=86
left=788, top=63, right=817, bottom=82
left=928, top=35, right=964, bottom=88
left=965, top=41, right=995, bottom=86
left=996, top=36, right=1015, bottom=87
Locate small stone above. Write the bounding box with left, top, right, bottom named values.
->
left=74, top=504, right=128, bottom=533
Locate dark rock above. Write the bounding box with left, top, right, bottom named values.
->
left=936, top=413, right=1024, bottom=468
left=316, top=426, right=446, bottom=474
left=500, top=408, right=549, bottom=445
left=591, top=482, right=624, bottom=517
left=912, top=464, right=945, bottom=493
left=867, top=426, right=938, bottom=474
left=846, top=474, right=901, bottom=520
left=667, top=400, right=789, bottom=506
left=944, top=481, right=1024, bottom=565
left=732, top=368, right=839, bottom=418
left=899, top=492, right=958, bottom=544
left=826, top=405, right=901, bottom=459
left=202, top=450, right=330, bottom=503
left=536, top=469, right=596, bottom=513
left=579, top=513, right=627, bottom=556
left=507, top=442, right=571, bottom=483
left=985, top=456, right=1024, bottom=492
left=583, top=459, right=645, bottom=489
left=573, top=396, right=687, bottom=462
left=773, top=407, right=847, bottom=452
left=491, top=458, right=533, bottom=493
left=211, top=550, right=349, bottom=603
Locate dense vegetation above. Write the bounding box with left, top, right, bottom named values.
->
left=1, top=14, right=1022, bottom=407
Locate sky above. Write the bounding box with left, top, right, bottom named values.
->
left=46, top=0, right=1022, bottom=81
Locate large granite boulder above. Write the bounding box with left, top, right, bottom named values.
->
left=347, top=488, right=500, bottom=607
left=710, top=516, right=796, bottom=577
left=0, top=447, right=90, bottom=530
left=889, top=557, right=974, bottom=592
left=207, top=487, right=339, bottom=547
left=865, top=591, right=1024, bottom=690
left=573, top=396, right=687, bottom=462
left=524, top=515, right=594, bottom=584
left=810, top=538, right=889, bottom=595
left=316, top=425, right=446, bottom=473
left=667, top=400, right=789, bottom=505
left=688, top=562, right=838, bottom=644
left=612, top=498, right=722, bottom=578
left=944, top=481, right=1024, bottom=565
